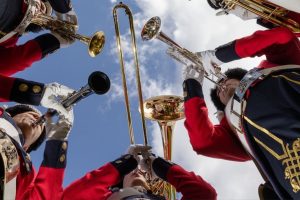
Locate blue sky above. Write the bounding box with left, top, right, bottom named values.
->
left=8, top=0, right=270, bottom=199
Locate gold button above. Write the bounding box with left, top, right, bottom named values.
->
left=59, top=154, right=65, bottom=162
left=32, top=85, right=42, bottom=93
left=61, top=142, right=67, bottom=150
left=115, top=160, right=122, bottom=164
left=19, top=84, right=28, bottom=92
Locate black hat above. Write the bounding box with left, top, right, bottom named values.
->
left=210, top=68, right=248, bottom=111
left=0, top=0, right=24, bottom=39
left=5, top=104, right=46, bottom=153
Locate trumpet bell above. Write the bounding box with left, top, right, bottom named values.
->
left=88, top=31, right=106, bottom=57
left=141, top=16, right=161, bottom=41
left=142, top=95, right=184, bottom=122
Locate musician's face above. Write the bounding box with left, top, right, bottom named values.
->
left=13, top=112, right=44, bottom=150
left=123, top=168, right=150, bottom=190
left=217, top=79, right=240, bottom=105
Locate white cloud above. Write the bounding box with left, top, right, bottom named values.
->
left=109, top=0, right=266, bottom=199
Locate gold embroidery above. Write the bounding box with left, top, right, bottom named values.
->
left=0, top=31, right=6, bottom=37
left=272, top=74, right=300, bottom=85
left=244, top=116, right=300, bottom=193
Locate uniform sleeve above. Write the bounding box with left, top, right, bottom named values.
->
left=0, top=75, right=45, bottom=105
left=152, top=157, right=217, bottom=200
left=0, top=34, right=60, bottom=76
left=183, top=79, right=251, bottom=161
left=16, top=140, right=68, bottom=200
left=215, top=27, right=300, bottom=66
left=63, top=154, right=137, bottom=200
left=62, top=163, right=121, bottom=200
left=47, top=0, right=72, bottom=13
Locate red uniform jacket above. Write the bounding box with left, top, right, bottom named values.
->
left=62, top=162, right=217, bottom=200
left=0, top=0, right=73, bottom=72
left=184, top=27, right=300, bottom=161
left=0, top=0, right=72, bottom=94
left=16, top=140, right=68, bottom=200
left=0, top=35, right=44, bottom=76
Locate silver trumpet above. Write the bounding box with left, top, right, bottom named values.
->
left=141, top=16, right=226, bottom=85
left=34, top=71, right=110, bottom=125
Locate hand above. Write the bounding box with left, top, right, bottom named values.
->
left=45, top=109, right=74, bottom=141
left=228, top=5, right=258, bottom=20
left=52, top=9, right=78, bottom=48
left=139, top=153, right=157, bottom=180
left=196, top=50, right=223, bottom=75
left=40, top=82, right=75, bottom=117
left=183, top=64, right=205, bottom=85
left=126, top=144, right=152, bottom=158
left=55, top=9, right=78, bottom=28
left=215, top=110, right=225, bottom=122
left=126, top=144, right=153, bottom=173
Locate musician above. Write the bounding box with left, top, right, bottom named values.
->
left=206, top=0, right=300, bottom=36
left=0, top=0, right=77, bottom=74
left=183, top=26, right=300, bottom=199
left=0, top=103, right=73, bottom=199
left=62, top=145, right=217, bottom=200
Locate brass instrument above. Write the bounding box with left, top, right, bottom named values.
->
left=24, top=0, right=105, bottom=57
left=141, top=16, right=226, bottom=85
left=219, top=0, right=300, bottom=33
left=143, top=95, right=185, bottom=199
left=113, top=2, right=148, bottom=145
left=113, top=3, right=176, bottom=199
left=34, top=71, right=111, bottom=125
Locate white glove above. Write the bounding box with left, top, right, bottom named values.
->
left=196, top=50, right=223, bottom=75
left=228, top=5, right=258, bottom=20
left=215, top=110, right=225, bottom=122
left=140, top=153, right=157, bottom=180
left=126, top=144, right=152, bottom=158
left=52, top=9, right=78, bottom=48
left=40, top=82, right=75, bottom=117
left=128, top=145, right=157, bottom=180
left=183, top=64, right=205, bottom=85
left=45, top=109, right=74, bottom=141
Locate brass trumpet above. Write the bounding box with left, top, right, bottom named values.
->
left=219, top=0, right=300, bottom=33
left=141, top=16, right=226, bottom=85
left=24, top=0, right=105, bottom=57
left=113, top=3, right=176, bottom=199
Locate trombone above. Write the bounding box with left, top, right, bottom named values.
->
left=23, top=0, right=105, bottom=57
left=113, top=2, right=148, bottom=146
left=113, top=3, right=176, bottom=199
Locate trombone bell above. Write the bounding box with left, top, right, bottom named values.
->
left=142, top=95, right=184, bottom=200
left=142, top=95, right=184, bottom=160
left=143, top=95, right=184, bottom=123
